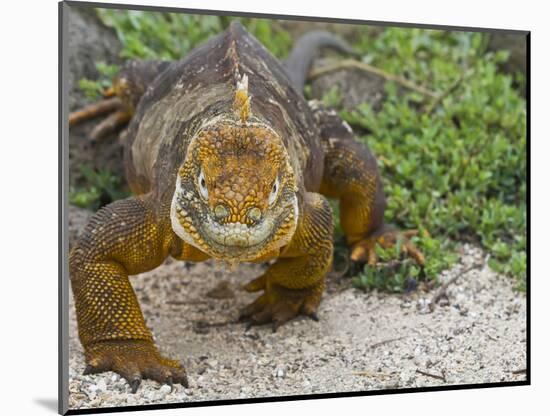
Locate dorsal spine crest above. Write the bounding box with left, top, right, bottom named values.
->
left=234, top=73, right=251, bottom=124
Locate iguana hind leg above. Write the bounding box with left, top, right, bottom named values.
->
left=69, top=60, right=171, bottom=140
left=239, top=192, right=333, bottom=331
left=69, top=97, right=122, bottom=127
left=311, top=101, right=425, bottom=267
left=69, top=195, right=188, bottom=392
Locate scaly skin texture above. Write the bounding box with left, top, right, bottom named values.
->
left=69, top=196, right=189, bottom=390
left=170, top=119, right=299, bottom=262
left=240, top=192, right=333, bottom=328
left=69, top=21, right=423, bottom=393
left=311, top=102, right=425, bottom=266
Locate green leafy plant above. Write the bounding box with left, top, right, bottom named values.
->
left=69, top=165, right=129, bottom=211
left=97, top=9, right=223, bottom=60
left=342, top=28, right=526, bottom=290
left=351, top=233, right=458, bottom=292
left=78, top=61, right=119, bottom=100
left=96, top=10, right=293, bottom=60
left=321, top=86, right=343, bottom=108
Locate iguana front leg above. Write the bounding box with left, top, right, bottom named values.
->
left=311, top=101, right=425, bottom=266
left=239, top=192, right=333, bottom=330
left=69, top=195, right=188, bottom=392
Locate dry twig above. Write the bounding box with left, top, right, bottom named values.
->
left=424, top=68, right=474, bottom=115
left=193, top=320, right=235, bottom=328
left=351, top=370, right=393, bottom=379
left=416, top=369, right=446, bottom=382
left=512, top=368, right=527, bottom=375
left=369, top=336, right=406, bottom=349
left=308, top=59, right=438, bottom=99
left=429, top=264, right=480, bottom=312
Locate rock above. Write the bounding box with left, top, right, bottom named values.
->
left=276, top=368, right=285, bottom=378
left=487, top=33, right=527, bottom=78
left=413, top=345, right=430, bottom=368
left=280, top=21, right=380, bottom=43
left=159, top=384, right=172, bottom=396
left=310, top=57, right=386, bottom=112
left=96, top=379, right=107, bottom=392
left=67, top=6, right=121, bottom=111
left=88, top=397, right=102, bottom=407
left=399, top=369, right=415, bottom=386
left=67, top=5, right=126, bottom=192
left=414, top=354, right=430, bottom=368
left=257, top=357, right=270, bottom=366
left=416, top=297, right=432, bottom=314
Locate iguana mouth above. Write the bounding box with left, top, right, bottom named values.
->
left=201, top=219, right=274, bottom=248
left=170, top=184, right=298, bottom=261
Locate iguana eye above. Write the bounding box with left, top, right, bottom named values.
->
left=198, top=169, right=209, bottom=199
left=268, top=177, right=280, bottom=206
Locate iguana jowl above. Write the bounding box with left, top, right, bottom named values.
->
left=69, top=22, right=424, bottom=393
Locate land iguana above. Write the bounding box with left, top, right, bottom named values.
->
left=69, top=21, right=424, bottom=393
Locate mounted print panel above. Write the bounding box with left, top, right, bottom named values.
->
left=59, top=1, right=529, bottom=414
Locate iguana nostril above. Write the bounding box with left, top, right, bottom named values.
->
left=247, top=207, right=262, bottom=222
left=213, top=204, right=229, bottom=219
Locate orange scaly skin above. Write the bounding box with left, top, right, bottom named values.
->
left=311, top=103, right=425, bottom=266
left=69, top=22, right=423, bottom=394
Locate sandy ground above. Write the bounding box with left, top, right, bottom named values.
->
left=67, top=208, right=526, bottom=410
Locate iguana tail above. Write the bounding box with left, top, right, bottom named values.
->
left=284, top=31, right=358, bottom=92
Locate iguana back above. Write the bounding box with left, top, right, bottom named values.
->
left=124, top=22, right=324, bottom=201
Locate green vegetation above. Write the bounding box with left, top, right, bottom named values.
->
left=344, top=28, right=526, bottom=290
left=75, top=10, right=526, bottom=291
left=351, top=234, right=458, bottom=293
left=78, top=62, right=120, bottom=101
left=69, top=165, right=128, bottom=212
left=76, top=11, right=292, bottom=103
left=96, top=9, right=293, bottom=60
left=97, top=10, right=223, bottom=60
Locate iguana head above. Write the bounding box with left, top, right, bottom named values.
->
left=170, top=120, right=299, bottom=262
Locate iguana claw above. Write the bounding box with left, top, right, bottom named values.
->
left=130, top=378, right=142, bottom=394
left=83, top=339, right=188, bottom=394
left=166, top=377, right=174, bottom=393
left=82, top=365, right=95, bottom=376
left=350, top=229, right=426, bottom=267
left=239, top=280, right=324, bottom=331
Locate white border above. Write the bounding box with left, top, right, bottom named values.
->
left=2, top=0, right=547, bottom=415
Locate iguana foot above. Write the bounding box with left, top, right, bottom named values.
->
left=69, top=96, right=131, bottom=141
left=350, top=228, right=425, bottom=266
left=239, top=276, right=322, bottom=331
left=69, top=96, right=121, bottom=126
left=83, top=340, right=188, bottom=393
left=69, top=60, right=172, bottom=141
